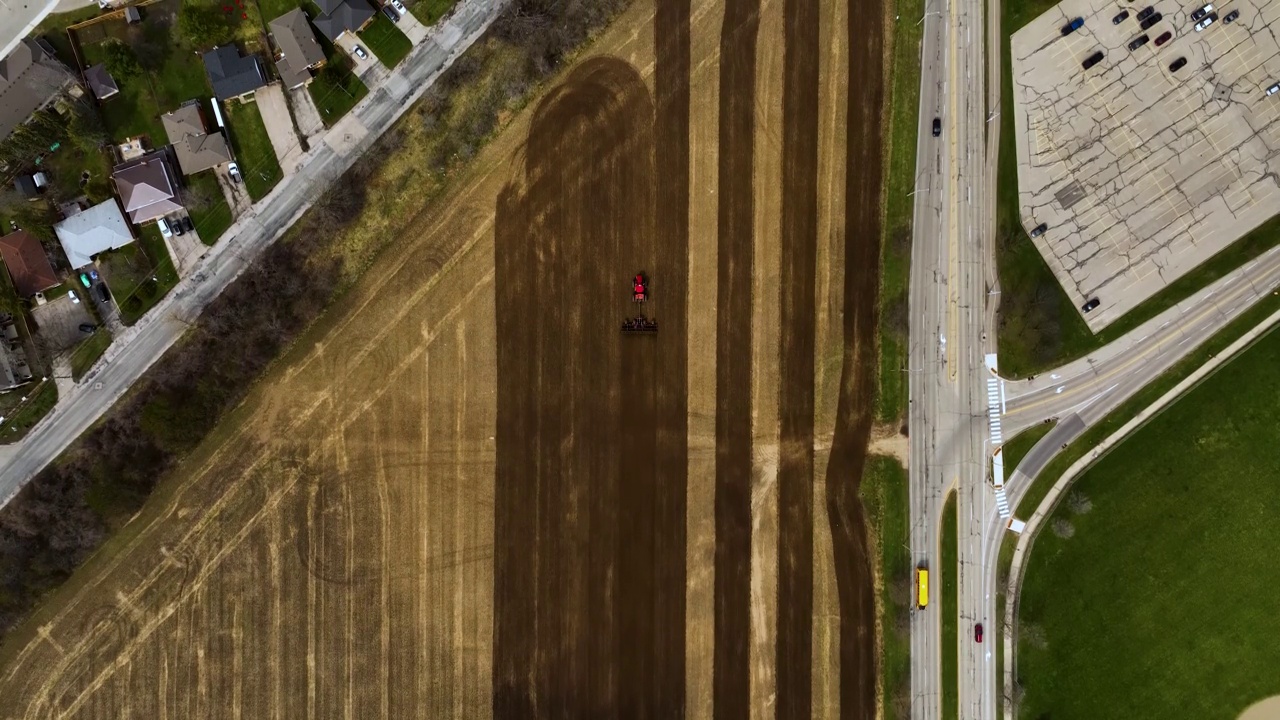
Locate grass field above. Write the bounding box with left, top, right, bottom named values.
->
left=876, top=0, right=925, bottom=423
left=0, top=381, right=58, bottom=444
left=224, top=101, right=283, bottom=201
left=1016, top=321, right=1280, bottom=719
left=408, top=0, right=457, bottom=24
left=308, top=50, right=369, bottom=126
left=70, top=329, right=113, bottom=381
left=102, top=225, right=178, bottom=325
left=358, top=14, right=413, bottom=68
left=185, top=171, right=235, bottom=245
left=862, top=456, right=911, bottom=720
left=941, top=492, right=958, bottom=720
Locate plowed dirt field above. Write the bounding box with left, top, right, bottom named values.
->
left=0, top=0, right=889, bottom=715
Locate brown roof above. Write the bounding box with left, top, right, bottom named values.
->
left=0, top=230, right=59, bottom=297
left=160, top=102, right=231, bottom=174
left=0, top=39, right=75, bottom=142
left=113, top=153, right=181, bottom=223
left=270, top=9, right=326, bottom=88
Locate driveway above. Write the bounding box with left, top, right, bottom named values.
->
left=254, top=84, right=305, bottom=175
left=217, top=164, right=252, bottom=218
left=396, top=8, right=430, bottom=43
left=30, top=294, right=94, bottom=353
left=288, top=85, right=327, bottom=146
left=162, top=218, right=208, bottom=278
left=335, top=32, right=390, bottom=85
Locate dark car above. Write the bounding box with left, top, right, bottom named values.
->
left=1029, top=222, right=1048, bottom=238
left=95, top=284, right=111, bottom=304
left=1139, top=11, right=1162, bottom=29
left=1223, top=9, right=1238, bottom=23
left=1190, top=4, right=1212, bottom=21
left=1112, top=10, right=1129, bottom=23
left=932, top=117, right=942, bottom=137
left=170, top=216, right=184, bottom=236
left=1170, top=56, right=1188, bottom=71
left=382, top=4, right=399, bottom=21
left=1136, top=5, right=1156, bottom=22
left=1082, top=297, right=1101, bottom=312
left=182, top=215, right=195, bottom=233
left=1082, top=50, right=1105, bottom=69
left=1061, top=17, right=1084, bottom=35
left=1129, top=34, right=1150, bottom=50
left=975, top=624, right=984, bottom=643
left=1155, top=30, right=1172, bottom=46
left=78, top=323, right=97, bottom=333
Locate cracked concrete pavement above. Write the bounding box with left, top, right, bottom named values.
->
left=1011, top=0, right=1280, bottom=329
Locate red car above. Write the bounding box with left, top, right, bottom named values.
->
left=975, top=623, right=984, bottom=643
left=633, top=273, right=648, bottom=302
left=1155, top=30, right=1172, bottom=46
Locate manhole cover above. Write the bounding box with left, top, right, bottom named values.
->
left=1213, top=83, right=1232, bottom=101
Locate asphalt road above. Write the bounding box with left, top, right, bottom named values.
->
left=0, top=0, right=506, bottom=505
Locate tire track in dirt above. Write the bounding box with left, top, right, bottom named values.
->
left=824, top=0, right=887, bottom=715
left=775, top=0, right=820, bottom=712
left=493, top=56, right=687, bottom=717
left=713, top=0, right=761, bottom=713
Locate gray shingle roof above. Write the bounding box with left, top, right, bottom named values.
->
left=311, top=0, right=375, bottom=41
left=202, top=45, right=268, bottom=101
left=270, top=8, right=326, bottom=88
left=84, top=63, right=118, bottom=100
left=161, top=102, right=231, bottom=174
left=0, top=39, right=75, bottom=142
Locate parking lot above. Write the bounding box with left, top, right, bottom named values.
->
left=1011, top=0, right=1280, bottom=329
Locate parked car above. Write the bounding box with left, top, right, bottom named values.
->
left=1155, top=30, right=1172, bottom=46
left=1128, top=34, right=1150, bottom=50
left=1267, top=82, right=1280, bottom=96
left=78, top=272, right=91, bottom=288
left=69, top=290, right=79, bottom=305
left=1136, top=5, right=1156, bottom=22
left=78, top=323, right=96, bottom=333
left=1222, top=9, right=1238, bottom=23
left=1082, top=297, right=1101, bottom=312
left=932, top=117, right=942, bottom=137
left=89, top=268, right=99, bottom=281
left=1029, top=222, right=1048, bottom=238
left=382, top=4, right=399, bottom=21
left=170, top=215, right=184, bottom=236
left=95, top=284, right=110, bottom=303
left=1112, top=10, right=1129, bottom=23
left=1194, top=13, right=1216, bottom=31
left=353, top=44, right=369, bottom=60
left=975, top=624, right=984, bottom=643
left=157, top=217, right=172, bottom=238
left=1190, top=3, right=1213, bottom=21
left=390, top=0, right=407, bottom=13
left=1140, top=11, right=1162, bottom=30
left=227, top=162, right=242, bottom=183
left=1061, top=17, right=1084, bottom=35
left=1082, top=50, right=1105, bottom=69
left=182, top=215, right=195, bottom=234
left=1170, top=56, right=1188, bottom=71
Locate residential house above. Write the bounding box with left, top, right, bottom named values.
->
left=0, top=38, right=77, bottom=143
left=84, top=63, right=119, bottom=101
left=54, top=198, right=134, bottom=268
left=311, top=0, right=376, bottom=42
left=0, top=315, right=34, bottom=392
left=160, top=101, right=231, bottom=175
left=0, top=230, right=60, bottom=297
left=113, top=151, right=181, bottom=225
left=202, top=45, right=269, bottom=102
left=270, top=9, right=327, bottom=89
left=13, top=172, right=48, bottom=198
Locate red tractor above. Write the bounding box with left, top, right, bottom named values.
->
left=633, top=273, right=648, bottom=302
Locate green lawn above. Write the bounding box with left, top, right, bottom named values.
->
left=1017, top=320, right=1280, bottom=719
left=358, top=14, right=412, bottom=68
left=0, top=381, right=58, bottom=444
left=224, top=101, right=283, bottom=201
left=308, top=50, right=369, bottom=126
left=862, top=456, right=912, bottom=720
left=994, top=0, right=1280, bottom=379
left=876, top=0, right=925, bottom=424
left=941, top=493, right=958, bottom=720
left=408, top=0, right=457, bottom=24
left=101, top=225, right=178, bottom=325
left=253, top=0, right=303, bottom=22
left=70, top=329, right=113, bottom=381
left=185, top=170, right=234, bottom=245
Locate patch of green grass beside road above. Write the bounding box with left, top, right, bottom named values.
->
left=185, top=171, right=234, bottom=245
left=225, top=101, right=283, bottom=201
left=0, top=381, right=58, bottom=444
left=308, top=51, right=370, bottom=126
left=863, top=456, right=912, bottom=720
left=70, top=330, right=112, bottom=381
left=1016, top=318, right=1280, bottom=719
left=359, top=14, right=412, bottom=68
left=409, top=0, right=457, bottom=24
left=102, top=225, right=179, bottom=325
left=941, top=492, right=958, bottom=720
left=877, top=0, right=926, bottom=423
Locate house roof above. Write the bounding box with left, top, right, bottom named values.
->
left=0, top=39, right=75, bottom=142
left=0, top=230, right=59, bottom=296
left=311, top=0, right=375, bottom=41
left=270, top=8, right=326, bottom=88
left=54, top=199, right=134, bottom=268
left=113, top=153, right=181, bottom=224
left=84, top=63, right=119, bottom=100
left=202, top=45, right=268, bottom=101
left=14, top=174, right=37, bottom=197
left=160, top=102, right=231, bottom=174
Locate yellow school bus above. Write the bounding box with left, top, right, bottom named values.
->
left=916, top=567, right=929, bottom=609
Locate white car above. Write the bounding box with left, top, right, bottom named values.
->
left=227, top=161, right=241, bottom=184
left=390, top=0, right=407, bottom=13
left=1194, top=14, right=1216, bottom=31
left=1190, top=3, right=1213, bottom=21
left=69, top=290, right=79, bottom=305
left=1267, top=83, right=1280, bottom=96
left=353, top=44, right=369, bottom=60
left=157, top=217, right=172, bottom=238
